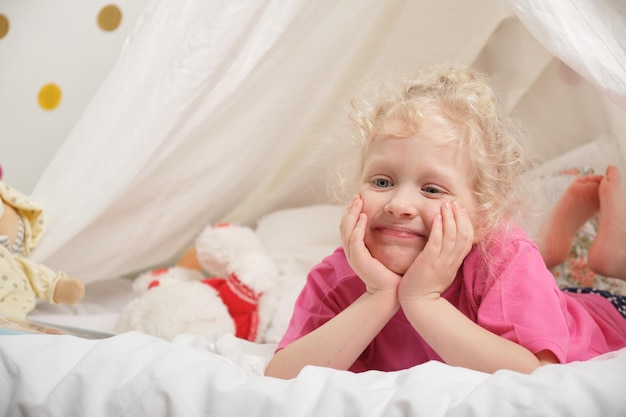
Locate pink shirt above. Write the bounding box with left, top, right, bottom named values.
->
left=277, top=226, right=626, bottom=372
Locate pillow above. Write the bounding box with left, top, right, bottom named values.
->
left=254, top=204, right=343, bottom=276
left=529, top=134, right=625, bottom=179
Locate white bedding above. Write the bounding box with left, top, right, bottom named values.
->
left=2, top=332, right=625, bottom=417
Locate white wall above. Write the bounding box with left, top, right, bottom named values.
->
left=0, top=1, right=151, bottom=193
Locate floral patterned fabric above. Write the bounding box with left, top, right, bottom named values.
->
left=549, top=168, right=626, bottom=296
left=551, top=216, right=626, bottom=296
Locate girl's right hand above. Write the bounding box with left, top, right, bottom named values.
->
left=340, top=196, right=401, bottom=295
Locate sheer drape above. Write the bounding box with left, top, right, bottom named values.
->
left=31, top=0, right=625, bottom=284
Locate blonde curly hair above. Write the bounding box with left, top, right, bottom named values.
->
left=344, top=65, right=532, bottom=240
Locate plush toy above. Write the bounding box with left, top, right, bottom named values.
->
left=114, top=223, right=280, bottom=342
left=0, top=181, right=84, bottom=318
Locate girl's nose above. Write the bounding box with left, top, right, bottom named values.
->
left=384, top=189, right=418, bottom=218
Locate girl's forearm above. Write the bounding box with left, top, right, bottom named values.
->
left=401, top=297, right=548, bottom=374
left=264, top=290, right=399, bottom=379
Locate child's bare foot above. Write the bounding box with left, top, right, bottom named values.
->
left=588, top=165, right=626, bottom=280
left=538, top=173, right=602, bottom=268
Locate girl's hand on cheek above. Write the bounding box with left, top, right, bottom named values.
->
left=340, top=196, right=401, bottom=295
left=399, top=201, right=474, bottom=303
left=340, top=195, right=363, bottom=258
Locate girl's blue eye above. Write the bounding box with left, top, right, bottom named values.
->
left=373, top=178, right=392, bottom=188
left=422, top=186, right=441, bottom=194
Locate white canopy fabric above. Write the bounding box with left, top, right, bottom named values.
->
left=30, top=0, right=625, bottom=284
left=509, top=0, right=626, bottom=113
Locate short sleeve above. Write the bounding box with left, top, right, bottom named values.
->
left=474, top=238, right=570, bottom=362
left=275, top=249, right=361, bottom=351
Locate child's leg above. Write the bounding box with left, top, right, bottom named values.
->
left=537, top=173, right=602, bottom=268
left=588, top=165, right=626, bottom=280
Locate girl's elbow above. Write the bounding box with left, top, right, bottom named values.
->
left=264, top=355, right=298, bottom=379
left=264, top=358, right=282, bottom=378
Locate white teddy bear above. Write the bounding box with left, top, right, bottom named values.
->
left=114, top=223, right=280, bottom=342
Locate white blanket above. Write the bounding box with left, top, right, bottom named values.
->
left=2, top=332, right=625, bottom=417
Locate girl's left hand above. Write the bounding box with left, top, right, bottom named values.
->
left=398, top=201, right=474, bottom=303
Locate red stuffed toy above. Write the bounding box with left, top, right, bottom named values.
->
left=114, top=223, right=278, bottom=342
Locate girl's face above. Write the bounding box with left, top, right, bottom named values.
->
left=359, top=118, right=478, bottom=274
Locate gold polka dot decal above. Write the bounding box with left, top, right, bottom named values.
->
left=38, top=83, right=62, bottom=111
left=0, top=14, right=9, bottom=40
left=97, top=5, right=122, bottom=32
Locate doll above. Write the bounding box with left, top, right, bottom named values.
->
left=115, top=223, right=279, bottom=342
left=0, top=181, right=84, bottom=318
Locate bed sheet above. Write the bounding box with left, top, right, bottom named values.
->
left=1, top=331, right=625, bottom=417
left=29, top=276, right=136, bottom=334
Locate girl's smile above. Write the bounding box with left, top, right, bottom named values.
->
left=370, top=223, right=427, bottom=242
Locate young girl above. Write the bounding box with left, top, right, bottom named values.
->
left=264, top=66, right=626, bottom=379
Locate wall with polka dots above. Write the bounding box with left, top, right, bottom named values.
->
left=0, top=1, right=151, bottom=193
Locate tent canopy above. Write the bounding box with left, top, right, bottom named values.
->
left=30, top=0, right=626, bottom=284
